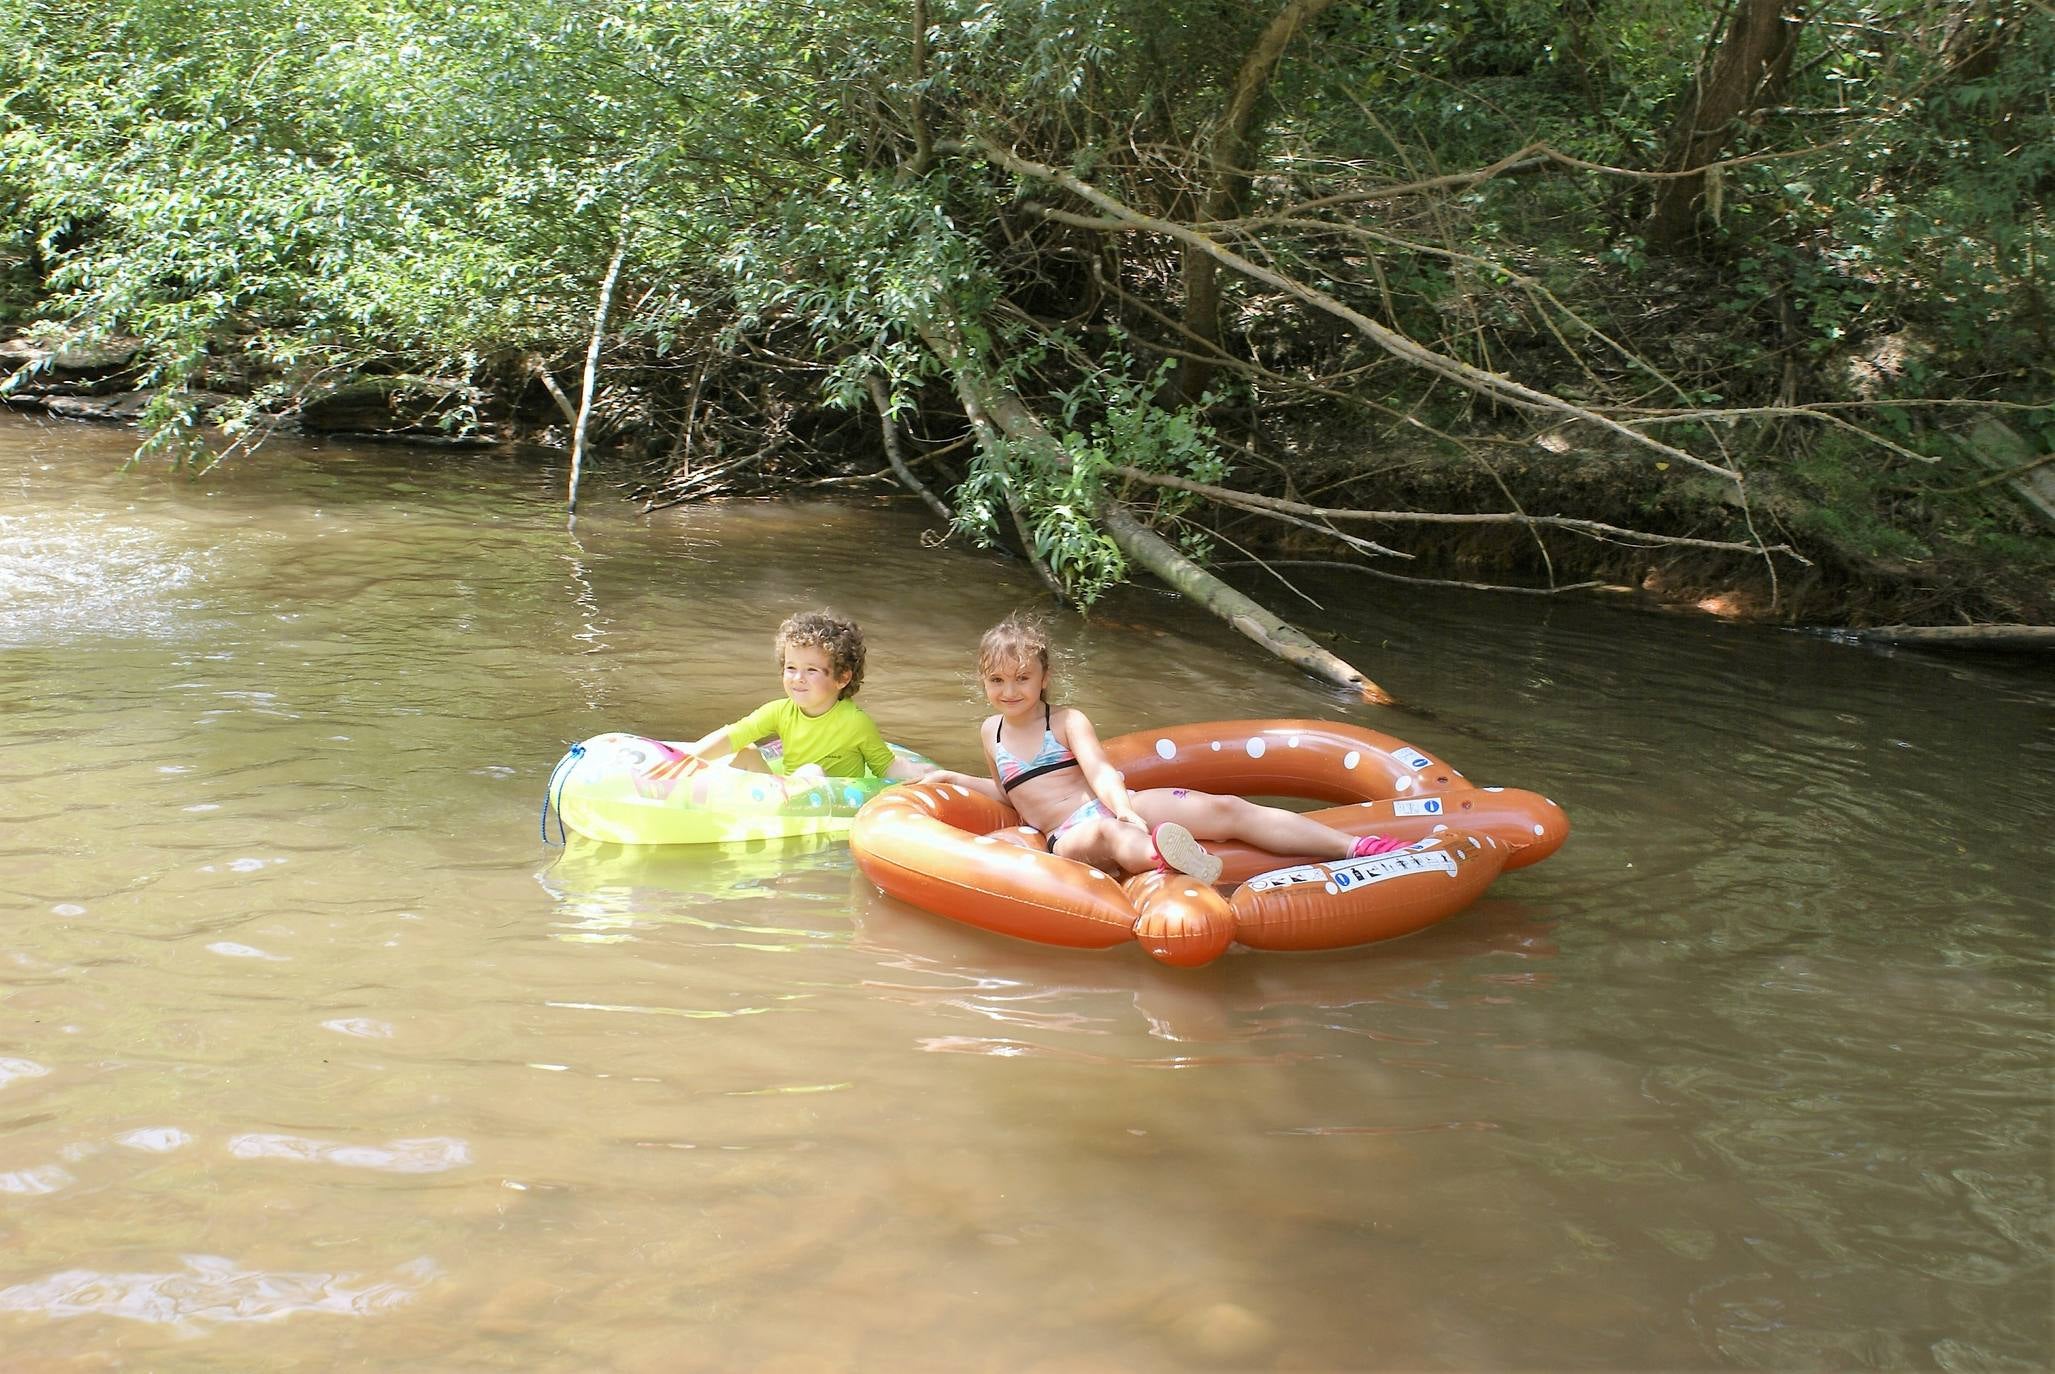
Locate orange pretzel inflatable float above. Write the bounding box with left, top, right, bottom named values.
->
left=850, top=719, right=1568, bottom=967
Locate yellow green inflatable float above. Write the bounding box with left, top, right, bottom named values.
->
left=543, top=731, right=934, bottom=847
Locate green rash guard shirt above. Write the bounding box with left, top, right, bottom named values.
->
left=723, top=698, right=894, bottom=778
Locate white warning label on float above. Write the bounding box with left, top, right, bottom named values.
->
left=1243, top=849, right=1458, bottom=892
left=1241, top=863, right=1329, bottom=891
left=1327, top=850, right=1457, bottom=889
left=1392, top=797, right=1444, bottom=817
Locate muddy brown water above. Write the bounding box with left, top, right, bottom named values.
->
left=2, top=413, right=2048, bottom=1372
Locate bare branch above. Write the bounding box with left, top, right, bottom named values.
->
left=865, top=374, right=954, bottom=522
left=1617, top=406, right=1941, bottom=463
left=1113, top=464, right=1811, bottom=563
left=527, top=357, right=580, bottom=426
left=1220, top=558, right=1613, bottom=596
left=963, top=137, right=1748, bottom=485
left=917, top=315, right=1392, bottom=699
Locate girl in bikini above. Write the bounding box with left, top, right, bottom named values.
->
left=918, top=614, right=1403, bottom=882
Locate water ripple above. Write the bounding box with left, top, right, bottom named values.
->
left=0, top=512, right=213, bottom=646
left=0, top=1255, right=439, bottom=1327
left=226, top=1134, right=472, bottom=1173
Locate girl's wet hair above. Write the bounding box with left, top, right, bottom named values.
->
left=978, top=613, right=1053, bottom=698
left=777, top=609, right=866, bottom=699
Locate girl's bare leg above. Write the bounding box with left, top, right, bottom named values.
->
left=1132, top=789, right=1356, bottom=860
left=1051, top=817, right=1157, bottom=876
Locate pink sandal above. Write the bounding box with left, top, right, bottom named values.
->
left=1151, top=822, right=1223, bottom=885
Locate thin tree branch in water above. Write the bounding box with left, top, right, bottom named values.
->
left=1465, top=445, right=1557, bottom=586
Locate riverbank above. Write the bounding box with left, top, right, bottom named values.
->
left=5, top=327, right=2048, bottom=640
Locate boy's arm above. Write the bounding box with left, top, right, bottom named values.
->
left=882, top=754, right=926, bottom=783
left=681, top=702, right=778, bottom=759
left=678, top=725, right=737, bottom=758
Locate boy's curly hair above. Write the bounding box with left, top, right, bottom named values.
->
left=776, top=609, right=867, bottom=699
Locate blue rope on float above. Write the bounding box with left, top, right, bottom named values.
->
left=540, top=742, right=585, bottom=846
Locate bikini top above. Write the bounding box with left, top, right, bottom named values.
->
left=993, top=703, right=1081, bottom=793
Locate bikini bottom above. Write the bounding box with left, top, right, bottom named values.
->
left=1042, top=797, right=1111, bottom=851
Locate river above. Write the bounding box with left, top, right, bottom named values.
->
left=2, top=412, right=2048, bottom=1372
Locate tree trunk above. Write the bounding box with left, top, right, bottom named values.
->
left=567, top=229, right=630, bottom=518
left=865, top=374, right=953, bottom=522
left=1100, top=505, right=1396, bottom=702
left=1941, top=0, right=2016, bottom=84
left=1646, top=0, right=1804, bottom=252
left=1832, top=624, right=2055, bottom=651
left=1177, top=0, right=1343, bottom=403
left=917, top=317, right=1393, bottom=701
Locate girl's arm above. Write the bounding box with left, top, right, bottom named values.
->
left=1058, top=709, right=1146, bottom=829
left=916, top=768, right=1005, bottom=802
left=913, top=717, right=1006, bottom=801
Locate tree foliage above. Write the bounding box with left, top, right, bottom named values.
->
left=1, top=0, right=2046, bottom=618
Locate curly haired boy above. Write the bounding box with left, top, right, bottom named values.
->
left=680, top=610, right=922, bottom=787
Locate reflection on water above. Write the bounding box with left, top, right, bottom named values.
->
left=0, top=1256, right=440, bottom=1329
left=0, top=511, right=211, bottom=646
left=0, top=413, right=2048, bottom=1371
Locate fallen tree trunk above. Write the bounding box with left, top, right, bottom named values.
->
left=1100, top=505, right=1396, bottom=702
left=916, top=318, right=1393, bottom=701
left=1830, top=624, right=2055, bottom=651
